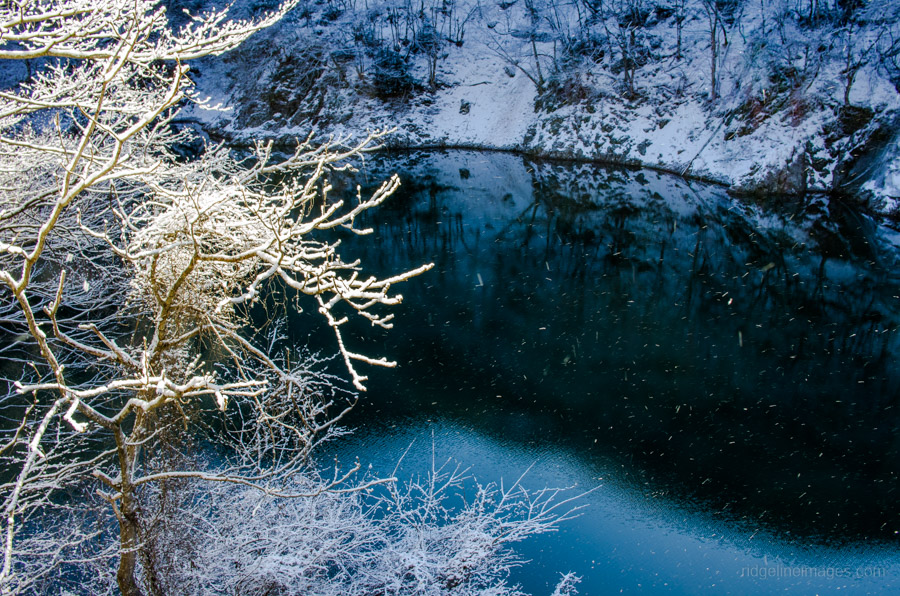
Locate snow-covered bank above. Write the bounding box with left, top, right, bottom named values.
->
left=183, top=0, right=900, bottom=216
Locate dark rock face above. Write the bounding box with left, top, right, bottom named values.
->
left=727, top=108, right=900, bottom=207
left=733, top=149, right=809, bottom=198
left=233, top=46, right=330, bottom=128
left=832, top=110, right=900, bottom=208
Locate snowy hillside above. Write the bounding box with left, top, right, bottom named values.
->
left=182, top=0, right=900, bottom=215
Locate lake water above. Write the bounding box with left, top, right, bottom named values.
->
left=305, top=150, right=900, bottom=594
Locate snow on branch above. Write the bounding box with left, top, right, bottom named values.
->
left=0, top=0, right=433, bottom=592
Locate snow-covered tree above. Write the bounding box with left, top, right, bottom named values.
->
left=0, top=1, right=588, bottom=594
left=0, top=0, right=434, bottom=593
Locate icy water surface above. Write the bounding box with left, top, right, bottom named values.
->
left=306, top=150, right=900, bottom=594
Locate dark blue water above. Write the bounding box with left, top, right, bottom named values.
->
left=305, top=151, right=900, bottom=594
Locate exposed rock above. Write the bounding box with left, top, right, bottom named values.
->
left=732, top=148, right=809, bottom=198
left=833, top=109, right=900, bottom=212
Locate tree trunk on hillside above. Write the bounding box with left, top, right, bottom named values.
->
left=701, top=0, right=726, bottom=103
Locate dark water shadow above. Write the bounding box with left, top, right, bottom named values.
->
left=294, top=150, right=900, bottom=593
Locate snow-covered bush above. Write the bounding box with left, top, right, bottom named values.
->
left=372, top=48, right=418, bottom=99
left=145, top=457, right=584, bottom=595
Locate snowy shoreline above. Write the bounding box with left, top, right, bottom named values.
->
left=197, top=121, right=874, bottom=208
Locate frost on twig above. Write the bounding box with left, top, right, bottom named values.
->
left=112, top=132, right=433, bottom=391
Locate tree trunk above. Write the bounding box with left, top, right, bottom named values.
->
left=531, top=37, right=544, bottom=91
left=676, top=17, right=682, bottom=60
left=760, top=0, right=766, bottom=35
left=116, top=498, right=144, bottom=596
left=628, top=29, right=636, bottom=97
left=844, top=68, right=856, bottom=105
left=709, top=13, right=718, bottom=102
left=113, top=419, right=151, bottom=596
left=843, top=30, right=856, bottom=106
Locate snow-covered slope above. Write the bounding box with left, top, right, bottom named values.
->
left=183, top=0, right=900, bottom=215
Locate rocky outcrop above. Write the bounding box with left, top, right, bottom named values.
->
left=831, top=109, right=900, bottom=215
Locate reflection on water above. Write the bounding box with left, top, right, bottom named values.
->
left=306, top=150, right=900, bottom=593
